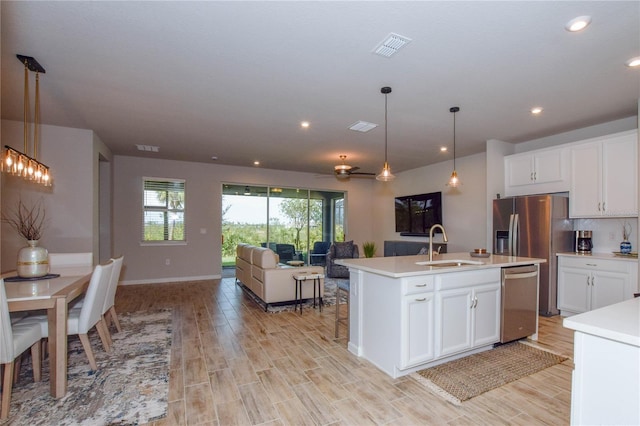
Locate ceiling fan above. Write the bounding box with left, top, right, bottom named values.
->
left=333, top=155, right=375, bottom=179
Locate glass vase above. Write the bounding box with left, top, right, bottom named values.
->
left=17, top=240, right=49, bottom=278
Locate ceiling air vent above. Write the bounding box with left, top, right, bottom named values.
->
left=349, top=121, right=378, bottom=133
left=373, top=33, right=412, bottom=58
left=136, top=144, right=159, bottom=152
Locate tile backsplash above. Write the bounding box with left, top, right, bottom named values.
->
left=573, top=217, right=637, bottom=253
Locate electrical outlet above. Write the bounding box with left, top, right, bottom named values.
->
left=165, top=258, right=170, bottom=266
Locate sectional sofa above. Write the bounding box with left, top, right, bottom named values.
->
left=235, top=243, right=324, bottom=310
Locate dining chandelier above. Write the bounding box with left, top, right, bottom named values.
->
left=2, top=55, right=51, bottom=186
left=376, top=86, right=395, bottom=182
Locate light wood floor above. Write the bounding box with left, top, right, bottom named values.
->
left=115, top=278, right=575, bottom=426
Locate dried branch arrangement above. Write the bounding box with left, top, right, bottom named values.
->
left=1, top=198, right=47, bottom=241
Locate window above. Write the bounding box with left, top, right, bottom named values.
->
left=142, top=178, right=185, bottom=242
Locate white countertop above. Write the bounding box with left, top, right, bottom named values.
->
left=557, top=251, right=638, bottom=262
left=563, top=297, right=640, bottom=347
left=336, top=252, right=545, bottom=278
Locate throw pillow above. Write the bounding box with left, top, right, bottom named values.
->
left=334, top=241, right=354, bottom=258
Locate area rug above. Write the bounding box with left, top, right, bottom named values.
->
left=236, top=276, right=349, bottom=313
left=412, top=341, right=567, bottom=405
left=2, top=309, right=172, bottom=426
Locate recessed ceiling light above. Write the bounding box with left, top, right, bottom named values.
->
left=565, top=16, right=591, bottom=32
left=625, top=57, right=640, bottom=67
left=301, top=121, right=310, bottom=128
left=530, top=107, right=544, bottom=115
left=440, top=147, right=448, bottom=152
left=253, top=161, right=260, bottom=166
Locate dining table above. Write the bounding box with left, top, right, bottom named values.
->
left=3, top=265, right=93, bottom=399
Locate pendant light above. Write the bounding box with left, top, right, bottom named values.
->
left=376, top=86, right=395, bottom=182
left=447, top=106, right=461, bottom=188
left=1, top=55, right=51, bottom=186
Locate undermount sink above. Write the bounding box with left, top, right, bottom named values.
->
left=415, top=259, right=484, bottom=268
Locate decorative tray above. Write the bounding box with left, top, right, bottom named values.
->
left=612, top=252, right=638, bottom=258
left=287, top=260, right=305, bottom=266
left=469, top=252, right=491, bottom=258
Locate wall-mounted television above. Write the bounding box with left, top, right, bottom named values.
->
left=395, top=191, right=443, bottom=236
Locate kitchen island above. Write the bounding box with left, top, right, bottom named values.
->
left=563, top=297, right=640, bottom=425
left=336, top=252, right=545, bottom=378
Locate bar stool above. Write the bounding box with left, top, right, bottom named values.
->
left=293, top=273, right=324, bottom=314
left=335, top=280, right=350, bottom=339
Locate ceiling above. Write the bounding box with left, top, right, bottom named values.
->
left=1, top=1, right=638, bottom=177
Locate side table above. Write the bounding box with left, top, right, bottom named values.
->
left=293, top=273, right=324, bottom=314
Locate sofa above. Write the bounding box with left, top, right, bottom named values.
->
left=235, top=243, right=324, bottom=310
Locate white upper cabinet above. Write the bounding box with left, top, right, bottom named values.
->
left=504, top=147, right=568, bottom=196
left=570, top=130, right=638, bottom=218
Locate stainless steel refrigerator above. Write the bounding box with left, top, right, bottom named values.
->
left=493, top=194, right=574, bottom=316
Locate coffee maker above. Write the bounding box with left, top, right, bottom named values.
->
left=575, top=230, right=593, bottom=254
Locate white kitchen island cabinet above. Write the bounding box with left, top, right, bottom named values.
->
left=338, top=253, right=544, bottom=378
left=436, top=269, right=501, bottom=358
left=563, top=297, right=640, bottom=426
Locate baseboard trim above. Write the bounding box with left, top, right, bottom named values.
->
left=120, top=274, right=221, bottom=286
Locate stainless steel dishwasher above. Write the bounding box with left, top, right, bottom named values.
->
left=501, top=264, right=539, bottom=343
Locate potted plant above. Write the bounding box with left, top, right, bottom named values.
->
left=2, top=198, right=49, bottom=277
left=363, top=241, right=377, bottom=258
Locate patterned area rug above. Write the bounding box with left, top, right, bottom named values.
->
left=412, top=341, right=568, bottom=405
left=236, top=276, right=349, bottom=313
left=2, top=309, right=172, bottom=425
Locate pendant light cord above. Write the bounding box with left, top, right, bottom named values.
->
left=452, top=109, right=456, bottom=170
left=384, top=92, right=388, bottom=163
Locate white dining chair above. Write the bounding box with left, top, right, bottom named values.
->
left=102, top=256, right=124, bottom=336
left=24, top=261, right=114, bottom=371
left=1, top=279, right=43, bottom=420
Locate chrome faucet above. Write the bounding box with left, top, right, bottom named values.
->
left=429, top=224, right=448, bottom=261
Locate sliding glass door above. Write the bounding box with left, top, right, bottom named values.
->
left=221, top=184, right=345, bottom=266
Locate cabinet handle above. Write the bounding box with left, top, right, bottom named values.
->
left=415, top=283, right=427, bottom=287
left=586, top=263, right=597, bottom=267
left=415, top=297, right=426, bottom=302
left=531, top=172, right=534, bottom=181
left=602, top=202, right=606, bottom=212
left=533, top=171, right=537, bottom=181
left=597, top=202, right=601, bottom=211
left=591, top=275, right=595, bottom=286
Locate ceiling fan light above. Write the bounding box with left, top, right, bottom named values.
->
left=376, top=161, right=395, bottom=181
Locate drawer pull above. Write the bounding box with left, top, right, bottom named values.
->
left=586, top=263, right=597, bottom=267
left=415, top=298, right=426, bottom=302
left=415, top=283, right=427, bottom=287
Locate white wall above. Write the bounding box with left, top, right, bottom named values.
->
left=372, top=152, right=488, bottom=253
left=113, top=155, right=376, bottom=283
left=1, top=120, right=99, bottom=272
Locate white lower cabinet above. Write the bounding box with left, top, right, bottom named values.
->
left=400, top=291, right=435, bottom=368
left=435, top=269, right=501, bottom=358
left=557, top=255, right=637, bottom=316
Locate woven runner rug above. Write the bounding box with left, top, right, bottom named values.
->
left=2, top=309, right=172, bottom=425
left=412, top=341, right=567, bottom=405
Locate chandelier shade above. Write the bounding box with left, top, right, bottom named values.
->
left=1, top=55, right=51, bottom=186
